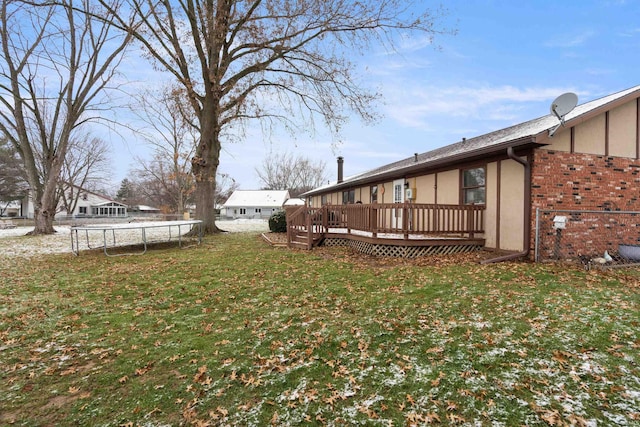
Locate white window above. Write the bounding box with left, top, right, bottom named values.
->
left=240, top=208, right=246, bottom=214
left=79, top=207, right=87, bottom=214
left=255, top=208, right=261, bottom=213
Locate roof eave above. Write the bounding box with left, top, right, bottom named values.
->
left=535, top=88, right=640, bottom=145
left=303, top=136, right=538, bottom=197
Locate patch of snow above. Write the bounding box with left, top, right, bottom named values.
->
left=603, top=411, right=629, bottom=426
left=0, top=219, right=268, bottom=258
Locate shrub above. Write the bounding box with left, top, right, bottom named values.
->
left=268, top=210, right=287, bottom=233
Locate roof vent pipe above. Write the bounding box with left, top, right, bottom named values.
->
left=414, top=153, right=418, bottom=162
left=337, top=156, right=344, bottom=184
left=462, top=137, right=466, bottom=143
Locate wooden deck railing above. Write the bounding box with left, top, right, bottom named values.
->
left=285, top=205, right=325, bottom=249
left=286, top=203, right=485, bottom=247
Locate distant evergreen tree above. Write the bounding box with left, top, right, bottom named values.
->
left=116, top=178, right=134, bottom=203
left=0, top=137, right=28, bottom=203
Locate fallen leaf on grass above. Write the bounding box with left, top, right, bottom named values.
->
left=540, top=409, right=562, bottom=426
left=447, top=413, right=466, bottom=424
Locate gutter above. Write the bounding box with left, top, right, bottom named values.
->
left=480, top=146, right=532, bottom=264
left=302, top=137, right=540, bottom=198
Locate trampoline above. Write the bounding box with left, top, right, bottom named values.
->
left=70, top=220, right=203, bottom=256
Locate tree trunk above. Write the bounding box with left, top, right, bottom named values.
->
left=29, top=180, right=58, bottom=235
left=194, top=177, right=218, bottom=233
left=28, top=151, right=66, bottom=235
left=192, top=107, right=221, bottom=234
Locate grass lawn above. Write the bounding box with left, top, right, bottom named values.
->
left=1, top=233, right=639, bottom=426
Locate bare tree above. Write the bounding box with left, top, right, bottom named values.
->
left=0, top=0, right=132, bottom=234
left=256, top=152, right=326, bottom=196
left=213, top=173, right=239, bottom=209
left=132, top=86, right=197, bottom=214
left=98, top=0, right=451, bottom=234
left=134, top=153, right=196, bottom=213
left=57, top=134, right=111, bottom=215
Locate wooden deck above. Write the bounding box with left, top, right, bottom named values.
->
left=286, top=203, right=485, bottom=257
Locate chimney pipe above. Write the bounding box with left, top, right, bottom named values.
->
left=337, top=156, right=344, bottom=183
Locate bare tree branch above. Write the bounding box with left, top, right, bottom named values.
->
left=0, top=0, right=133, bottom=233
left=94, top=0, right=452, bottom=233
left=256, top=151, right=326, bottom=197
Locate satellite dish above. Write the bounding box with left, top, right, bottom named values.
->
left=549, top=92, right=578, bottom=137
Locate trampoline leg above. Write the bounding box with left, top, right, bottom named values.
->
left=103, top=230, right=108, bottom=256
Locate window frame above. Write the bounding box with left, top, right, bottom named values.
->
left=342, top=189, right=355, bottom=205
left=370, top=185, right=378, bottom=204
left=461, top=166, right=486, bottom=205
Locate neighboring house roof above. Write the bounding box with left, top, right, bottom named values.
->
left=94, top=200, right=128, bottom=207
left=131, top=205, right=160, bottom=211
left=223, top=190, right=290, bottom=207
left=283, top=198, right=305, bottom=206
left=304, top=84, right=640, bottom=196
left=63, top=183, right=119, bottom=204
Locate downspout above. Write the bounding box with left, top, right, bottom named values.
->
left=480, top=146, right=532, bottom=264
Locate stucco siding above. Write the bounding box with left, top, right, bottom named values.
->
left=499, top=160, right=524, bottom=251
left=545, top=127, right=571, bottom=152
left=436, top=170, right=459, bottom=204
left=484, top=162, right=498, bottom=249
left=574, top=113, right=606, bottom=155
left=380, top=181, right=393, bottom=204
left=414, top=174, right=435, bottom=203
left=499, top=159, right=525, bottom=251
left=609, top=101, right=637, bottom=158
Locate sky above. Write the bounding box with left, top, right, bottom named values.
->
left=106, top=0, right=640, bottom=191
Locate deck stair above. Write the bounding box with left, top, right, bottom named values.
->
left=288, top=229, right=323, bottom=250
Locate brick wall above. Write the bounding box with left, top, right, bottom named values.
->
left=532, top=149, right=640, bottom=211
left=531, top=149, right=640, bottom=258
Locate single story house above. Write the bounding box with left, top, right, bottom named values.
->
left=222, top=190, right=291, bottom=219
left=0, top=200, right=22, bottom=217
left=18, top=186, right=127, bottom=219
left=300, top=84, right=640, bottom=260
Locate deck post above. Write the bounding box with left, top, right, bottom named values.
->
left=370, top=206, right=378, bottom=238
left=322, top=205, right=328, bottom=232
left=306, top=208, right=312, bottom=250
left=403, top=202, right=409, bottom=240
left=467, top=207, right=475, bottom=239
left=286, top=207, right=293, bottom=246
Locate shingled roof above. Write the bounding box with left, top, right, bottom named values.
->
left=304, top=84, right=640, bottom=196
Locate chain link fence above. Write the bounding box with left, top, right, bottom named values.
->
left=535, top=209, right=640, bottom=269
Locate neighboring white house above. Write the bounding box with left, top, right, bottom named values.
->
left=222, top=190, right=290, bottom=219
left=17, top=187, right=127, bottom=219
left=0, top=200, right=22, bottom=217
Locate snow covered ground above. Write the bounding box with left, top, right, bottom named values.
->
left=0, top=219, right=268, bottom=258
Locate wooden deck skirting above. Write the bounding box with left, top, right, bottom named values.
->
left=286, top=203, right=486, bottom=256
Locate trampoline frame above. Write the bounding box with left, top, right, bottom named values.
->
left=70, top=220, right=203, bottom=256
